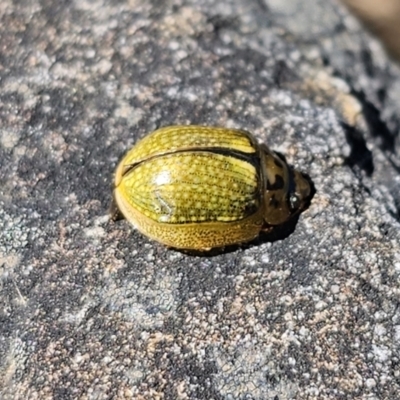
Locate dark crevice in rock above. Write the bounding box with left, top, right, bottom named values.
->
left=272, top=60, right=299, bottom=88
left=342, top=122, right=374, bottom=176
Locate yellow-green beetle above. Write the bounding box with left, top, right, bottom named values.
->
left=112, top=125, right=311, bottom=250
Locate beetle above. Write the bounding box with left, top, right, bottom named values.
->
left=111, top=125, right=311, bottom=250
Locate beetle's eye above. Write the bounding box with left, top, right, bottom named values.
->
left=289, top=194, right=301, bottom=211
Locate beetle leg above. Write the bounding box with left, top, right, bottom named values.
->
left=109, top=195, right=125, bottom=222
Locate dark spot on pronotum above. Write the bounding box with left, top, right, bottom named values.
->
left=269, top=195, right=280, bottom=209
left=274, top=158, right=283, bottom=169
left=267, top=174, right=285, bottom=191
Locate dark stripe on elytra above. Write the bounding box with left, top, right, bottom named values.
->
left=267, top=174, right=285, bottom=191
left=172, top=147, right=261, bottom=172
left=122, top=147, right=261, bottom=177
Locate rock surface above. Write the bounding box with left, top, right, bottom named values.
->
left=1, top=0, right=400, bottom=399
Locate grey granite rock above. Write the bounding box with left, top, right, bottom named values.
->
left=1, top=0, right=400, bottom=399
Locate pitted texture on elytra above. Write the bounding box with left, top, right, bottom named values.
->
left=120, top=152, right=260, bottom=224
left=120, top=126, right=257, bottom=169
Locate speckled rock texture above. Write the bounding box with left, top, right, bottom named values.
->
left=1, top=0, right=400, bottom=399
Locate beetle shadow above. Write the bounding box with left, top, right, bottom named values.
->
left=176, top=173, right=316, bottom=258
